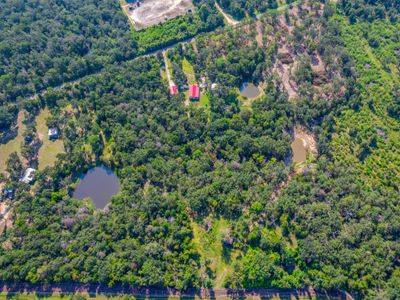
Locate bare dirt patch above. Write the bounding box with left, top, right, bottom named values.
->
left=0, top=202, right=12, bottom=234
left=256, top=20, right=263, bottom=47
left=124, top=0, right=194, bottom=30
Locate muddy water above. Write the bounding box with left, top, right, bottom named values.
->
left=73, top=166, right=120, bottom=209
left=291, top=138, right=307, bottom=163
left=240, top=83, right=261, bottom=99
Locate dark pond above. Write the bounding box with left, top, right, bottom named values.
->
left=239, top=82, right=261, bottom=99
left=73, top=165, right=120, bottom=209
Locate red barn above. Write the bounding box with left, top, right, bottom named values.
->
left=169, top=84, right=178, bottom=96
left=189, top=84, right=200, bottom=100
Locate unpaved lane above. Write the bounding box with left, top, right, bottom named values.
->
left=215, top=2, right=239, bottom=26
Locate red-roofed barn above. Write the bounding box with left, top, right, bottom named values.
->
left=189, top=84, right=200, bottom=100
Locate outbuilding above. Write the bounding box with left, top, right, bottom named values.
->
left=169, top=84, right=178, bottom=96
left=48, top=128, right=59, bottom=140
left=2, top=189, right=14, bottom=200
left=20, top=168, right=36, bottom=184
left=189, top=84, right=200, bottom=100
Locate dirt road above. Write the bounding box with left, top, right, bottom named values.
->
left=0, top=283, right=353, bottom=299
left=214, top=2, right=239, bottom=26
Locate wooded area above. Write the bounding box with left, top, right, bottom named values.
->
left=0, top=0, right=399, bottom=299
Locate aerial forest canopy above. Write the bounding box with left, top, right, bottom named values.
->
left=0, top=0, right=399, bottom=299
left=0, top=0, right=221, bottom=105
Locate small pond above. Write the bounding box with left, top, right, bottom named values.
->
left=239, top=82, right=261, bottom=99
left=291, top=138, right=307, bottom=163
left=73, top=165, right=120, bottom=209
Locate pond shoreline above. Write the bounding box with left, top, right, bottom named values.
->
left=73, top=165, right=120, bottom=209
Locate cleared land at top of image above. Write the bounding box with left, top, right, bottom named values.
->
left=124, top=0, right=194, bottom=30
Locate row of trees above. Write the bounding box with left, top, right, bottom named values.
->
left=216, top=0, right=279, bottom=19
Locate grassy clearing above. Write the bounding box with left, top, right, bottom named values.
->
left=191, top=219, right=240, bottom=288
left=37, top=108, right=65, bottom=170
left=182, top=58, right=196, bottom=84
left=160, top=68, right=168, bottom=82
left=164, top=53, right=174, bottom=78
left=199, top=92, right=210, bottom=108
left=0, top=111, right=26, bottom=174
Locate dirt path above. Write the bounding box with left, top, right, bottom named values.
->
left=0, top=202, right=12, bottom=234
left=214, top=2, right=239, bottom=26
left=256, top=20, right=263, bottom=47
left=162, top=51, right=173, bottom=86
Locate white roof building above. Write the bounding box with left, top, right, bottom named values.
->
left=20, top=168, right=36, bottom=184
left=48, top=128, right=59, bottom=139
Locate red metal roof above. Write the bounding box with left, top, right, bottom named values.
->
left=169, top=84, right=178, bottom=95
left=189, top=84, right=200, bottom=99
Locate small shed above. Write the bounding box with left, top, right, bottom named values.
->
left=189, top=84, right=200, bottom=100
left=20, top=168, right=36, bottom=184
left=2, top=189, right=14, bottom=200
left=169, top=84, right=178, bottom=96
left=48, top=128, right=59, bottom=140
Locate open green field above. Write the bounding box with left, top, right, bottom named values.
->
left=36, top=108, right=65, bottom=170
left=192, top=219, right=240, bottom=288
left=182, top=58, right=196, bottom=84
left=0, top=111, right=26, bottom=174
left=199, top=92, right=210, bottom=108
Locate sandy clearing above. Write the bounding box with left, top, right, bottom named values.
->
left=127, top=0, right=194, bottom=30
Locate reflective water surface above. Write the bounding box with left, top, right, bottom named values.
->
left=73, top=166, right=120, bottom=209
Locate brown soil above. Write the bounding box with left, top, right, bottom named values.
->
left=273, top=60, right=298, bottom=100
left=0, top=202, right=12, bottom=234
left=256, top=20, right=263, bottom=47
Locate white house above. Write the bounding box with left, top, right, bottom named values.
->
left=20, top=168, right=36, bottom=184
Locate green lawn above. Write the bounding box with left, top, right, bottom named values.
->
left=199, top=92, right=210, bottom=108
left=181, top=58, right=196, bottom=84
left=37, top=108, right=65, bottom=170
left=0, top=111, right=26, bottom=174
